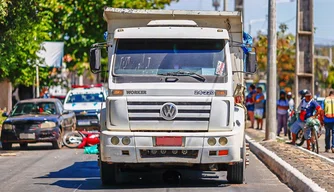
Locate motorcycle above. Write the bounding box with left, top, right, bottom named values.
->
left=287, top=109, right=304, bottom=146
left=304, top=116, right=322, bottom=153
left=63, top=130, right=100, bottom=148
left=288, top=110, right=323, bottom=149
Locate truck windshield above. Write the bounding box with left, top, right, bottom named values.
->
left=113, top=39, right=226, bottom=77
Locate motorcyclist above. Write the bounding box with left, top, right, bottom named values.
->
left=290, top=90, right=322, bottom=150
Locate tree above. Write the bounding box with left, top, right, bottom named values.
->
left=314, top=46, right=334, bottom=95
left=0, top=0, right=55, bottom=86
left=0, top=0, right=178, bottom=86
left=48, top=0, right=178, bottom=75
left=254, top=23, right=296, bottom=92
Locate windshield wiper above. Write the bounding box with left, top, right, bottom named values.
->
left=158, top=71, right=206, bottom=82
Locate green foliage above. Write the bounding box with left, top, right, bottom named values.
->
left=0, top=0, right=177, bottom=86
left=0, top=108, right=6, bottom=128
left=0, top=0, right=55, bottom=86
left=315, top=46, right=334, bottom=90
left=48, top=0, right=178, bottom=74
left=254, top=23, right=296, bottom=92
left=0, top=0, right=9, bottom=23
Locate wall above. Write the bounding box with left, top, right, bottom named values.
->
left=0, top=80, right=12, bottom=111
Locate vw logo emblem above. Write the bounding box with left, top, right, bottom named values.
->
left=160, top=103, right=178, bottom=120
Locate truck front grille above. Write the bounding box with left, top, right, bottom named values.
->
left=76, top=115, right=98, bottom=121
left=140, top=149, right=198, bottom=159
left=127, top=101, right=211, bottom=122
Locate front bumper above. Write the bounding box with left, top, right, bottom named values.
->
left=100, top=130, right=243, bottom=164
left=1, top=129, right=60, bottom=143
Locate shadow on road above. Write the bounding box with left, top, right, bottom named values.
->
left=36, top=161, right=99, bottom=179
left=0, top=143, right=74, bottom=151
left=34, top=161, right=231, bottom=190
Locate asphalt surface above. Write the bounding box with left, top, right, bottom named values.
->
left=0, top=143, right=291, bottom=192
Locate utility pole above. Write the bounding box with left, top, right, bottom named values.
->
left=224, top=0, right=228, bottom=11
left=294, top=0, right=314, bottom=105
left=36, top=65, right=40, bottom=98
left=234, top=0, right=244, bottom=28
left=265, top=0, right=277, bottom=140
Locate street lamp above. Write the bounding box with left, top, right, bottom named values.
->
left=212, top=0, right=221, bottom=11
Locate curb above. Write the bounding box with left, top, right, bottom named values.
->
left=245, top=135, right=327, bottom=192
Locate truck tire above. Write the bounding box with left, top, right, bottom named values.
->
left=227, top=161, right=244, bottom=184
left=100, top=161, right=118, bottom=185
left=20, top=143, right=28, bottom=149
left=2, top=143, right=12, bottom=150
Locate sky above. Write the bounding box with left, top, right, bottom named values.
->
left=165, top=0, right=334, bottom=46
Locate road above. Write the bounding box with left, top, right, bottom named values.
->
left=0, top=144, right=291, bottom=192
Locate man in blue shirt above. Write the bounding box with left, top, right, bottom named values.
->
left=290, top=90, right=322, bottom=150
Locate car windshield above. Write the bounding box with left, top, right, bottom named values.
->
left=11, top=102, right=57, bottom=116
left=65, top=93, right=105, bottom=103
left=113, top=39, right=227, bottom=76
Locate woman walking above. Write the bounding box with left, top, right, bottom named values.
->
left=254, top=87, right=265, bottom=130
left=277, top=91, right=289, bottom=136
left=246, top=84, right=256, bottom=128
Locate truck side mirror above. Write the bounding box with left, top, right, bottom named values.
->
left=90, top=47, right=101, bottom=73
left=245, top=52, right=257, bottom=73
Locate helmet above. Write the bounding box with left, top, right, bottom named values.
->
left=280, top=90, right=286, bottom=95
left=287, top=92, right=292, bottom=96
left=298, top=89, right=308, bottom=97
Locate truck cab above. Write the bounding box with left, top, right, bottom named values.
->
left=90, top=8, right=256, bottom=185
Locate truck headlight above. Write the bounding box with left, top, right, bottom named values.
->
left=122, top=137, right=130, bottom=145
left=40, top=121, right=56, bottom=129
left=111, top=136, right=119, bottom=145
left=219, top=137, right=228, bottom=146
left=3, top=124, right=13, bottom=130
left=207, top=137, right=216, bottom=146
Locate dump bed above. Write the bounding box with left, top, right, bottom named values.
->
left=104, top=8, right=242, bottom=43
left=103, top=8, right=245, bottom=87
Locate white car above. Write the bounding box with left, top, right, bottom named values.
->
left=64, top=85, right=107, bottom=131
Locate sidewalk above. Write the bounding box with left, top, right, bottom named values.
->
left=245, top=125, right=334, bottom=191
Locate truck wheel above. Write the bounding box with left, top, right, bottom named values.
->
left=227, top=161, right=244, bottom=184
left=2, top=143, right=12, bottom=150
left=100, top=161, right=118, bottom=185
left=20, top=143, right=28, bottom=149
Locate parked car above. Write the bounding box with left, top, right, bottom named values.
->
left=1, top=98, right=76, bottom=150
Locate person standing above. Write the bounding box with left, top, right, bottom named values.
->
left=287, top=92, right=294, bottom=110
left=246, top=84, right=256, bottom=128
left=324, top=91, right=334, bottom=153
left=277, top=91, right=289, bottom=136
left=254, top=87, right=265, bottom=130
left=286, top=92, right=295, bottom=140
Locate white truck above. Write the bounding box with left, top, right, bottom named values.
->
left=90, top=8, right=257, bottom=185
